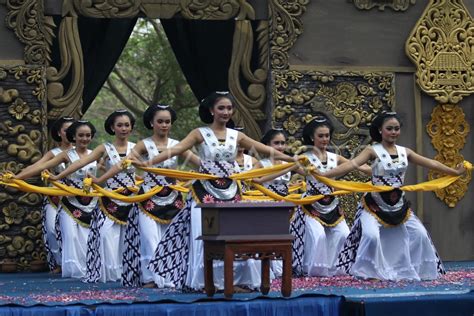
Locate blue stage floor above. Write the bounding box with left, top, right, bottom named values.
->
left=0, top=261, right=472, bottom=316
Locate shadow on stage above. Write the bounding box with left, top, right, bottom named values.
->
left=0, top=261, right=472, bottom=316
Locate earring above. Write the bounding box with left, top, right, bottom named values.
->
left=379, top=130, right=382, bottom=134
left=211, top=113, right=214, bottom=116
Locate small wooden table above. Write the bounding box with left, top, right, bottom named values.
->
left=199, top=202, right=295, bottom=298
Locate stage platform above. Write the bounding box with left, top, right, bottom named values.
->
left=0, top=261, right=472, bottom=316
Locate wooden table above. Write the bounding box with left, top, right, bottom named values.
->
left=199, top=202, right=295, bottom=298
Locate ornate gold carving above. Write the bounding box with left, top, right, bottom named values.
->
left=8, top=98, right=30, bottom=120
left=0, top=66, right=47, bottom=271
left=426, top=104, right=471, bottom=207
left=229, top=20, right=268, bottom=140
left=5, top=0, right=54, bottom=65
left=0, top=88, right=19, bottom=103
left=351, top=0, right=416, bottom=11
left=2, top=202, right=26, bottom=225
left=269, top=0, right=309, bottom=70
left=406, top=0, right=473, bottom=207
left=46, top=17, right=85, bottom=120
left=7, top=131, right=43, bottom=162
left=273, top=69, right=395, bottom=220
left=7, top=236, right=34, bottom=256
left=63, top=0, right=255, bottom=19
left=273, top=70, right=394, bottom=153
left=406, top=0, right=474, bottom=104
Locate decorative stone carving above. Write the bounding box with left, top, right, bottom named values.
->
left=63, top=0, right=255, bottom=19
left=272, top=69, right=395, bottom=222
left=406, top=0, right=473, bottom=206
left=351, top=0, right=416, bottom=11
left=0, top=65, right=47, bottom=271
left=269, top=0, right=309, bottom=70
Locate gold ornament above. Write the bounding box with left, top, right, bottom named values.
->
left=269, top=0, right=309, bottom=70
left=8, top=98, right=30, bottom=120
left=351, top=0, right=416, bottom=11
left=406, top=0, right=473, bottom=207
left=273, top=69, right=394, bottom=221
left=2, top=202, right=26, bottom=225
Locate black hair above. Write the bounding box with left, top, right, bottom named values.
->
left=302, top=112, right=334, bottom=146
left=66, top=120, right=97, bottom=143
left=50, top=117, right=75, bottom=142
left=198, top=91, right=235, bottom=124
left=104, top=110, right=136, bottom=135
left=369, top=111, right=402, bottom=142
left=260, top=128, right=287, bottom=145
left=143, top=104, right=177, bottom=130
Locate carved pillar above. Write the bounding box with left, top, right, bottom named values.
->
left=0, top=66, right=48, bottom=272
left=406, top=0, right=473, bottom=207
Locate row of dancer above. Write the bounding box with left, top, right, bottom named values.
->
left=11, top=91, right=465, bottom=290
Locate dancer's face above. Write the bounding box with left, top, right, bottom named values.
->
left=380, top=118, right=400, bottom=144
left=312, top=126, right=330, bottom=151
left=269, top=133, right=286, bottom=153
left=210, top=97, right=233, bottom=124
left=112, top=115, right=132, bottom=140
left=75, top=125, right=92, bottom=149
left=59, top=122, right=73, bottom=144
left=152, top=110, right=172, bottom=137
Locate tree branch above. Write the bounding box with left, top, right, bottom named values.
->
left=113, top=67, right=151, bottom=105
left=106, top=77, right=144, bottom=117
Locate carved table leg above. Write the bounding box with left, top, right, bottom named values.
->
left=224, top=245, right=234, bottom=298
left=203, top=242, right=215, bottom=297
left=260, top=257, right=270, bottom=295
left=281, top=246, right=292, bottom=297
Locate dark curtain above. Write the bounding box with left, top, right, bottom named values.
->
left=161, top=19, right=235, bottom=102
left=79, top=17, right=137, bottom=112
left=50, top=16, right=137, bottom=114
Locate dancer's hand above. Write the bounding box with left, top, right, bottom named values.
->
left=130, top=157, right=147, bottom=168
left=87, top=173, right=100, bottom=184
left=455, top=163, right=466, bottom=176
left=0, top=171, right=15, bottom=182
left=42, top=170, right=57, bottom=182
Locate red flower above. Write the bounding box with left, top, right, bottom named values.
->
left=234, top=194, right=242, bottom=202
left=107, top=203, right=118, bottom=213
left=214, top=178, right=227, bottom=187
left=202, top=194, right=215, bottom=203
left=174, top=199, right=184, bottom=209
left=145, top=200, right=155, bottom=211
left=73, top=210, right=82, bottom=218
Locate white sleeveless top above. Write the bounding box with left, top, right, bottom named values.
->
left=197, top=127, right=239, bottom=163
left=143, top=137, right=179, bottom=169
left=303, top=151, right=339, bottom=214
left=65, top=148, right=98, bottom=212
left=370, top=143, right=408, bottom=211
left=238, top=154, right=254, bottom=172
left=51, top=147, right=67, bottom=174
left=142, top=137, right=180, bottom=205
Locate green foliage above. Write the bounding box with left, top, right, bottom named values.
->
left=84, top=18, right=201, bottom=148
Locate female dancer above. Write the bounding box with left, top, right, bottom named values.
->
left=233, top=127, right=257, bottom=173
left=14, top=120, right=98, bottom=278
left=15, top=117, right=74, bottom=273
left=253, top=129, right=298, bottom=195
left=50, top=110, right=136, bottom=282
left=128, top=91, right=298, bottom=290
left=322, top=112, right=465, bottom=281
left=295, top=114, right=370, bottom=276
left=253, top=129, right=299, bottom=277
left=111, top=104, right=199, bottom=287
